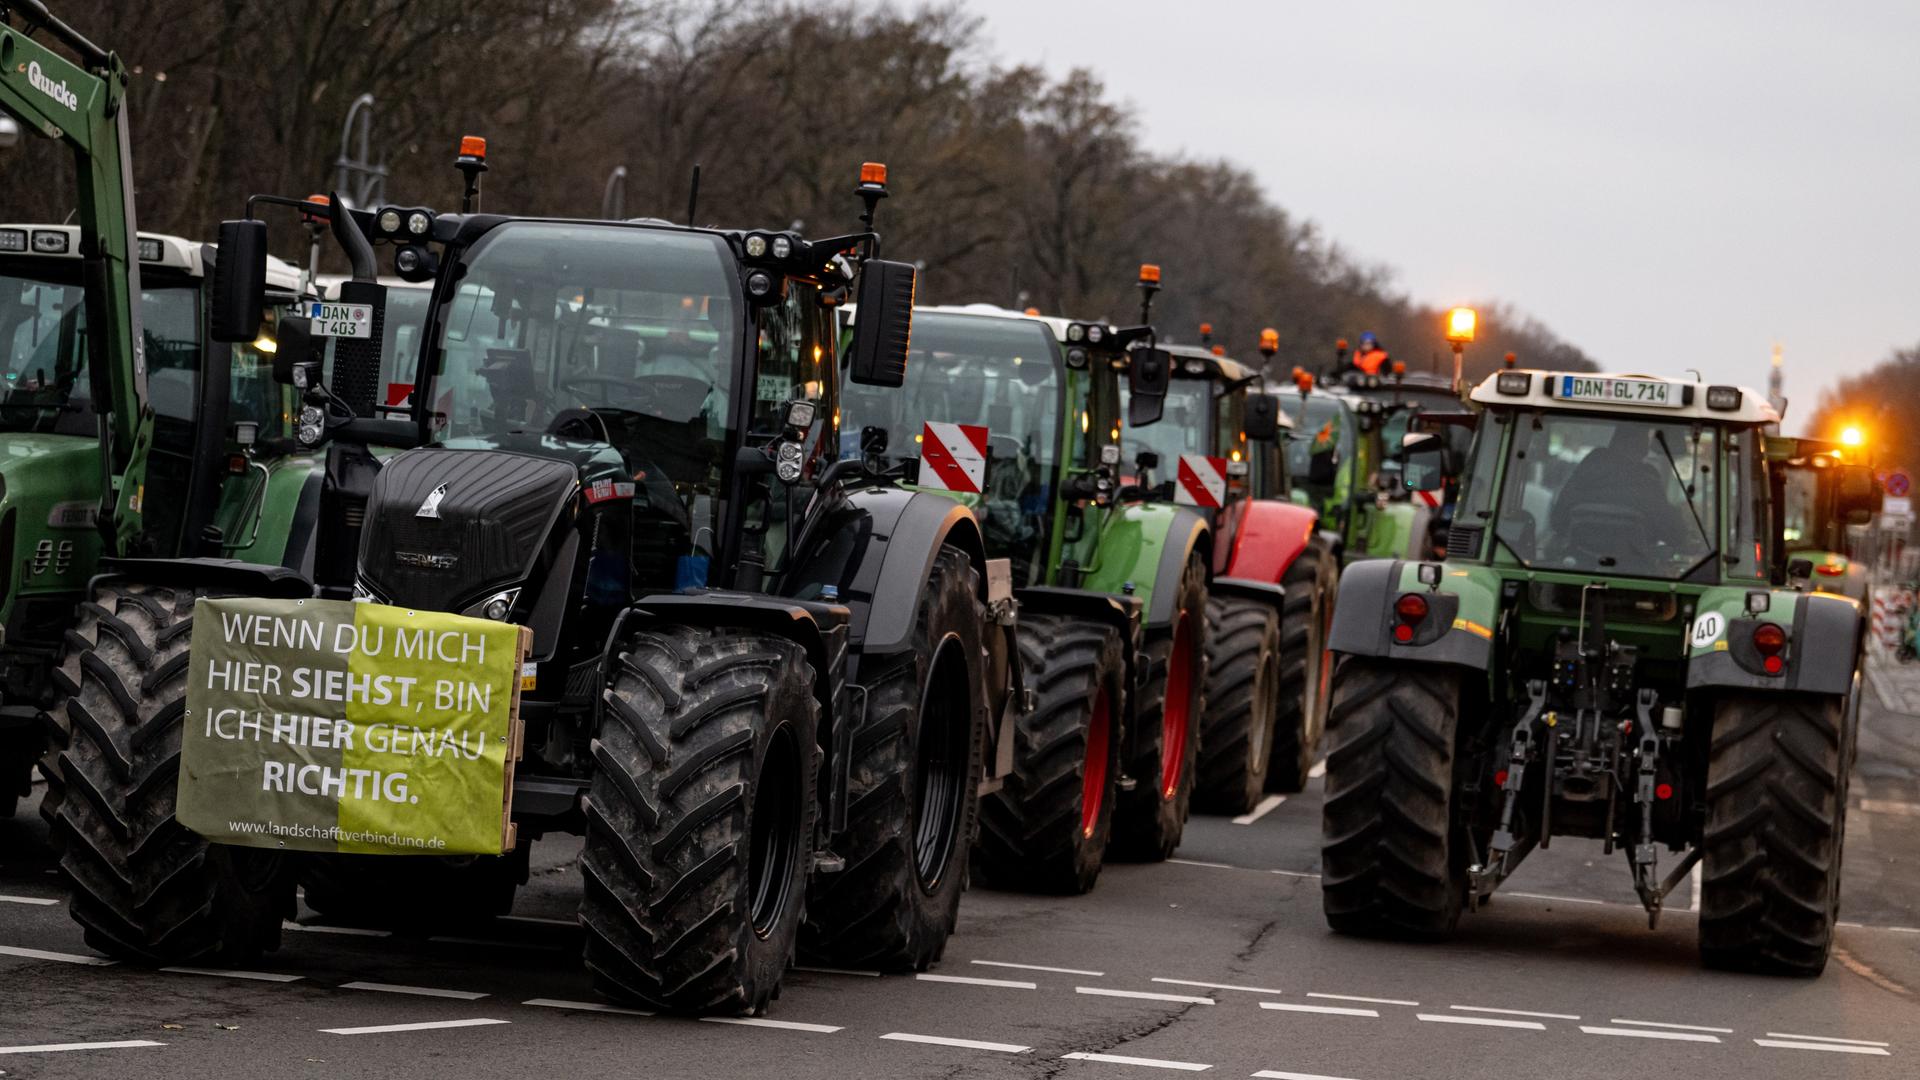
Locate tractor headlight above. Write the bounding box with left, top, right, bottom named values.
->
left=1086, top=324, right=1105, bottom=344
left=1065, top=347, right=1089, bottom=369
left=770, top=235, right=792, bottom=259
left=297, top=405, right=325, bottom=446
left=775, top=440, right=805, bottom=483
left=484, top=596, right=511, bottom=621
left=1066, top=323, right=1086, bottom=343
left=746, top=271, right=775, bottom=298
left=406, top=211, right=430, bottom=236
left=378, top=209, right=402, bottom=235
left=745, top=234, right=768, bottom=258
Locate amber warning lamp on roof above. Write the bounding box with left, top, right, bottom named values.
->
left=1259, top=328, right=1279, bottom=359
left=456, top=135, right=489, bottom=212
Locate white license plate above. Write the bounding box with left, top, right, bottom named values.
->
left=306, top=301, right=373, bottom=338
left=1554, top=375, right=1680, bottom=407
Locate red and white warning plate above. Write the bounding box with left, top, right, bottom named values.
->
left=919, top=421, right=988, bottom=494
left=1175, top=454, right=1228, bottom=508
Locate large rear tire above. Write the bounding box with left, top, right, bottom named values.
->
left=1699, top=692, right=1847, bottom=977
left=1193, top=597, right=1278, bottom=815
left=50, top=580, right=292, bottom=964
left=1110, top=554, right=1206, bottom=861
left=974, top=614, right=1124, bottom=894
left=803, top=546, right=986, bottom=969
left=580, top=626, right=818, bottom=1014
left=1320, top=658, right=1462, bottom=937
left=1268, top=547, right=1327, bottom=793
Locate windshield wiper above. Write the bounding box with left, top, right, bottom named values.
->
left=1653, top=430, right=1712, bottom=554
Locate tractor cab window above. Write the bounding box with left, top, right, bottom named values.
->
left=1726, top=428, right=1768, bottom=580
left=226, top=306, right=296, bottom=447
left=0, top=261, right=96, bottom=436
left=1288, top=395, right=1350, bottom=494
left=843, top=312, right=1060, bottom=574
left=750, top=282, right=834, bottom=458
left=1492, top=412, right=1719, bottom=581
left=431, top=222, right=742, bottom=586
left=1124, top=376, right=1209, bottom=470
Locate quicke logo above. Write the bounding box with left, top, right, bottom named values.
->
left=27, top=62, right=79, bottom=112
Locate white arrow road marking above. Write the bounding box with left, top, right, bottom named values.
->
left=323, top=1019, right=508, bottom=1036
left=1417, top=1013, right=1545, bottom=1030
left=1261, top=1002, right=1378, bottom=1018
left=340, top=981, right=486, bottom=1000
left=161, top=966, right=302, bottom=983
left=881, top=1033, right=1030, bottom=1053
left=0, top=1040, right=164, bottom=1055
left=916, top=973, right=1036, bottom=989
left=1253, top=1072, right=1364, bottom=1080
left=1580, top=1026, right=1720, bottom=1043
left=0, top=895, right=56, bottom=906
left=1078, top=987, right=1215, bottom=1005
left=1232, top=795, right=1286, bottom=825
left=0, top=945, right=113, bottom=966
left=700, top=1018, right=841, bottom=1033
left=522, top=998, right=652, bottom=1016
left=793, top=966, right=881, bottom=977
left=1061, top=1051, right=1210, bottom=1071
left=975, top=960, right=1105, bottom=976
left=1307, top=759, right=1327, bottom=779
left=282, top=921, right=391, bottom=937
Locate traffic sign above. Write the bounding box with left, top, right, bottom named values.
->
left=1887, top=470, right=1910, bottom=498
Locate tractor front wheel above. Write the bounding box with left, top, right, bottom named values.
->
left=1110, top=554, right=1206, bottom=861
left=1699, top=692, right=1847, bottom=977
left=1268, top=546, right=1328, bottom=793
left=580, top=626, right=818, bottom=1014
left=1193, top=597, right=1278, bottom=815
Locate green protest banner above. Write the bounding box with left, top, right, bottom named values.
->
left=179, top=597, right=530, bottom=856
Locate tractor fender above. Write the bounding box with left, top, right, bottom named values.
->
left=94, top=557, right=316, bottom=599
left=1079, top=503, right=1209, bottom=631
left=1686, top=588, right=1861, bottom=697
left=1327, top=558, right=1494, bottom=671
left=1221, top=499, right=1318, bottom=583
left=1211, top=577, right=1286, bottom=609
left=784, top=486, right=987, bottom=659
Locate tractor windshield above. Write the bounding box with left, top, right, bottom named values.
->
left=844, top=311, right=1061, bottom=569
left=1125, top=377, right=1210, bottom=467
left=429, top=221, right=740, bottom=494
left=1492, top=412, right=1720, bottom=580
left=0, top=262, right=201, bottom=438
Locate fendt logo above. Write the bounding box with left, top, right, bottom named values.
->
left=27, top=61, right=79, bottom=111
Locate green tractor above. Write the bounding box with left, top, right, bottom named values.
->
left=50, top=158, right=1021, bottom=1013
left=1, top=4, right=312, bottom=819
left=1283, top=372, right=1416, bottom=563
left=842, top=273, right=1211, bottom=891
left=1122, top=336, right=1334, bottom=806
left=1768, top=435, right=1878, bottom=602
left=1322, top=369, right=1870, bottom=975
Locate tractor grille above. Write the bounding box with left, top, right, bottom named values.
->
left=359, top=448, right=577, bottom=611
left=1445, top=524, right=1483, bottom=559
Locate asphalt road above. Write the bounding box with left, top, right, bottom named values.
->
left=2, top=665, right=1916, bottom=1079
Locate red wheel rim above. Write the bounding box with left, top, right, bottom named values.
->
left=1160, top=613, right=1194, bottom=798
left=1082, top=687, right=1112, bottom=837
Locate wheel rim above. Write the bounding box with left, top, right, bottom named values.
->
left=748, top=722, right=803, bottom=938
left=912, top=635, right=970, bottom=891
left=1081, top=687, right=1112, bottom=837
left=1160, top=612, right=1194, bottom=799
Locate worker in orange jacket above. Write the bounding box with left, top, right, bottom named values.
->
left=1352, top=331, right=1390, bottom=375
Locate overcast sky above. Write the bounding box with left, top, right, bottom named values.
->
left=959, top=0, right=1920, bottom=427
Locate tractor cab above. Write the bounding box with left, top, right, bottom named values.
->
left=1765, top=434, right=1879, bottom=600
left=1121, top=343, right=1289, bottom=513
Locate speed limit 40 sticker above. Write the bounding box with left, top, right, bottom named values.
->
left=1689, top=611, right=1726, bottom=650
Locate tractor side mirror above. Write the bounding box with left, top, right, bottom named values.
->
left=1400, top=431, right=1446, bottom=492
left=1128, top=347, right=1171, bottom=426
left=1837, top=464, right=1879, bottom=522
left=1244, top=393, right=1282, bottom=442
left=848, top=259, right=916, bottom=387
left=211, top=219, right=268, bottom=343
left=272, top=315, right=316, bottom=386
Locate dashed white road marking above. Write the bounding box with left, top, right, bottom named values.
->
left=975, top=959, right=1105, bottom=976
left=1580, top=1025, right=1720, bottom=1043
left=1261, top=1001, right=1378, bottom=1018
left=522, top=998, right=652, bottom=1016
left=1417, top=1013, right=1545, bottom=1030
left=1078, top=986, right=1214, bottom=1005
left=793, top=965, right=881, bottom=977
left=1268, top=869, right=1320, bottom=880
left=282, top=921, right=391, bottom=938
left=1307, top=758, right=1327, bottom=779
left=0, top=895, right=56, bottom=906
left=340, top=981, right=487, bottom=1000
left=1152, top=978, right=1283, bottom=995
left=881, top=1032, right=1030, bottom=1053
left=1450, top=1005, right=1579, bottom=1021
left=1232, top=795, right=1286, bottom=825
left=700, top=1017, right=842, bottom=1033
left=1609, top=1019, right=1733, bottom=1034
left=1167, top=858, right=1238, bottom=870
left=1754, top=1039, right=1890, bottom=1056
left=323, top=1018, right=508, bottom=1036
left=0, top=944, right=114, bottom=966
left=1060, top=1051, right=1210, bottom=1071
left=161, top=966, right=302, bottom=983
left=0, top=1040, right=164, bottom=1055
left=915, top=973, right=1036, bottom=990
left=1254, top=1071, right=1360, bottom=1080
left=1307, top=992, right=1418, bottom=1007
left=1690, top=862, right=1703, bottom=911
left=1503, top=892, right=1606, bottom=906
left=1763, top=1033, right=1891, bottom=1048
